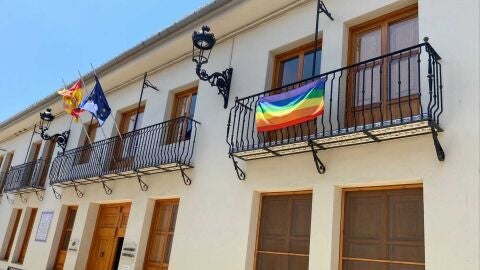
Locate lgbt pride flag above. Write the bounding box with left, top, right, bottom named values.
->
left=256, top=79, right=326, bottom=132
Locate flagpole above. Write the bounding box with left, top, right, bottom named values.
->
left=90, top=63, right=123, bottom=140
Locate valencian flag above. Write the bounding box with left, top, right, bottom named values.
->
left=79, top=76, right=111, bottom=126
left=256, top=79, right=326, bottom=132
left=58, top=80, right=84, bottom=122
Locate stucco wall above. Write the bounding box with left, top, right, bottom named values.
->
left=0, top=0, right=478, bottom=269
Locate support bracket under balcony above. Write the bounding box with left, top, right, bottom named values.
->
left=101, top=180, right=112, bottom=195
left=5, top=194, right=14, bottom=204
left=73, top=183, right=85, bottom=198
left=230, top=154, right=246, bottom=181
left=431, top=126, right=445, bottom=161
left=19, top=194, right=27, bottom=204
left=35, top=191, right=44, bottom=201
left=309, top=141, right=326, bottom=174
left=179, top=166, right=192, bottom=185
left=135, top=170, right=149, bottom=191
left=52, top=186, right=62, bottom=200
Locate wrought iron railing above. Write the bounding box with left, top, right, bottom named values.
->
left=227, top=41, right=444, bottom=178
left=3, top=159, right=49, bottom=194
left=49, top=116, right=200, bottom=192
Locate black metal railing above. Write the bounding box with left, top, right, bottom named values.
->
left=49, top=116, right=200, bottom=186
left=3, top=159, right=49, bottom=194
left=227, top=41, right=443, bottom=157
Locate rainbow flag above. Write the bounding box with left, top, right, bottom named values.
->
left=256, top=79, right=325, bottom=132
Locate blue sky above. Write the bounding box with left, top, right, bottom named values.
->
left=0, top=0, right=209, bottom=122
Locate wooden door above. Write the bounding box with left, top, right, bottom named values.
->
left=340, top=185, right=424, bottom=269
left=347, top=5, right=419, bottom=127
left=111, top=107, right=145, bottom=170
left=0, top=152, right=14, bottom=192
left=79, top=121, right=98, bottom=164
left=54, top=206, right=78, bottom=270
left=255, top=192, right=312, bottom=270
left=267, top=41, right=322, bottom=141
left=168, top=88, right=197, bottom=143
left=144, top=199, right=179, bottom=270
left=87, top=203, right=131, bottom=270
left=38, top=141, right=56, bottom=187
left=17, top=208, right=38, bottom=264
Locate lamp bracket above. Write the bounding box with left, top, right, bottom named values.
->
left=35, top=127, right=70, bottom=154
left=196, top=65, right=233, bottom=109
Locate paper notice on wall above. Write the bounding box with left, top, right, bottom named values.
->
left=121, top=265, right=130, bottom=270
left=35, top=211, right=54, bottom=242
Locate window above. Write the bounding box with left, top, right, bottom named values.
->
left=273, top=41, right=322, bottom=88
left=79, top=121, right=98, bottom=164
left=54, top=206, right=78, bottom=270
left=169, top=88, right=198, bottom=142
left=17, top=208, right=37, bottom=264
left=0, top=152, right=14, bottom=193
left=144, top=199, right=179, bottom=270
left=3, top=208, right=22, bottom=260
left=255, top=192, right=312, bottom=270
left=341, top=185, right=424, bottom=269
left=348, top=5, right=419, bottom=124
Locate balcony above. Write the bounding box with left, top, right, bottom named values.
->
left=227, top=41, right=444, bottom=179
left=49, top=116, right=200, bottom=197
left=3, top=159, right=49, bottom=200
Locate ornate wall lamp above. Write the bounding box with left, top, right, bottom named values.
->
left=34, top=108, right=70, bottom=153
left=192, top=26, right=233, bottom=109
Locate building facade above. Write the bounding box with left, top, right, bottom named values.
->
left=0, top=0, right=478, bottom=269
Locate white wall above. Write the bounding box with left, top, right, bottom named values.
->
left=0, top=0, right=478, bottom=269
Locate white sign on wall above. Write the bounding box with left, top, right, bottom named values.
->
left=35, top=211, right=54, bottom=242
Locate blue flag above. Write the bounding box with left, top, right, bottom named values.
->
left=79, top=76, right=111, bottom=126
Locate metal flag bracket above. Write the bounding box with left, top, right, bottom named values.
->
left=179, top=165, right=192, bottom=185
left=308, top=140, right=326, bottom=174
left=229, top=154, right=246, bottom=181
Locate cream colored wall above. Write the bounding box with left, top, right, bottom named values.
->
left=0, top=0, right=478, bottom=269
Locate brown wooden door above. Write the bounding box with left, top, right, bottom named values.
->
left=347, top=5, right=419, bottom=127
left=17, top=208, right=38, bottom=264
left=54, top=206, right=78, bottom=270
left=144, top=199, right=179, bottom=270
left=168, top=88, right=198, bottom=143
left=255, top=192, right=312, bottom=270
left=38, top=141, right=56, bottom=187
left=111, top=107, right=145, bottom=170
left=0, top=151, right=14, bottom=192
left=87, top=203, right=131, bottom=270
left=4, top=208, right=22, bottom=260
left=341, top=186, right=424, bottom=269
left=267, top=41, right=322, bottom=141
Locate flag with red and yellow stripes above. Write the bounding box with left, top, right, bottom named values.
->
left=58, top=80, right=84, bottom=122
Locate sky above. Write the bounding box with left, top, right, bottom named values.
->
left=0, top=0, right=209, bottom=122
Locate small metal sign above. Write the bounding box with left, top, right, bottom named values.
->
left=121, top=241, right=137, bottom=259
left=68, top=238, right=80, bottom=252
